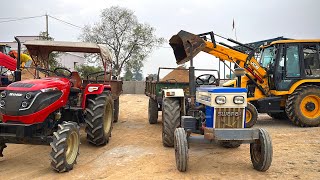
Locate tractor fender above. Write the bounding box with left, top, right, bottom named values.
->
left=162, top=89, right=184, bottom=98
left=81, top=84, right=112, bottom=108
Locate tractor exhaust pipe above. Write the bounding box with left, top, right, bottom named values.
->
left=169, top=30, right=206, bottom=65
left=14, top=37, right=21, bottom=82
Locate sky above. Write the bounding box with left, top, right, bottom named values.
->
left=1, top=0, right=320, bottom=78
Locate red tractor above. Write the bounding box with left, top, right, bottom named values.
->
left=0, top=39, right=122, bottom=172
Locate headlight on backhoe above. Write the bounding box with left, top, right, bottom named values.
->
left=233, top=96, right=244, bottom=104
left=215, top=96, right=226, bottom=104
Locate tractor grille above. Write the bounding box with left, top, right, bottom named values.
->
left=9, top=83, right=34, bottom=88
left=215, top=108, right=244, bottom=128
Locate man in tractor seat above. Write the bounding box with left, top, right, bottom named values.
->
left=8, top=50, right=33, bottom=68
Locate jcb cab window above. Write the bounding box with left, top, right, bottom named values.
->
left=303, top=44, right=320, bottom=77
left=285, top=45, right=300, bottom=77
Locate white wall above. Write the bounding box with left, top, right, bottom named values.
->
left=56, top=52, right=85, bottom=71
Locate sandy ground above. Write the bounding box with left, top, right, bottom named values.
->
left=0, top=94, right=320, bottom=180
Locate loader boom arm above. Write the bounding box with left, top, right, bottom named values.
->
left=169, top=30, right=267, bottom=83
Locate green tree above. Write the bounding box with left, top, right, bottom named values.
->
left=79, top=6, right=164, bottom=78
left=75, top=64, right=103, bottom=78
left=124, top=66, right=133, bottom=81
left=38, top=31, right=61, bottom=70
left=147, top=73, right=157, bottom=81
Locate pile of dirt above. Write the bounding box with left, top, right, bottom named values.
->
left=161, top=66, right=189, bottom=83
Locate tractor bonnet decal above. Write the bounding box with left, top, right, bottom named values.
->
left=217, top=111, right=242, bottom=117
left=8, top=93, right=23, bottom=97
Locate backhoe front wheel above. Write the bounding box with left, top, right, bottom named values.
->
left=245, top=103, right=258, bottom=128
left=162, top=97, right=181, bottom=147
left=85, top=90, right=114, bottom=146
left=50, top=121, right=80, bottom=173
left=285, top=85, right=320, bottom=127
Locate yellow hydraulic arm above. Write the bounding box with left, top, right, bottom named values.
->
left=169, top=30, right=270, bottom=96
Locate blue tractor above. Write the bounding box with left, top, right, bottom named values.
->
left=160, top=32, right=273, bottom=172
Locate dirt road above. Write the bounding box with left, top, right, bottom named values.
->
left=1, top=95, right=320, bottom=179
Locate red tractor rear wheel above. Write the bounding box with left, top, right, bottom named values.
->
left=85, top=90, right=114, bottom=146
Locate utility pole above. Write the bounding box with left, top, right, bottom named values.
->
left=45, top=13, right=49, bottom=40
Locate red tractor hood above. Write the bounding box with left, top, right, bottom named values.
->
left=5, top=77, right=71, bottom=91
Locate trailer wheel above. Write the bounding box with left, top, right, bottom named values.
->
left=285, top=85, right=320, bottom=127
left=50, top=122, right=80, bottom=173
left=219, top=141, right=241, bottom=148
left=113, top=97, right=119, bottom=123
left=148, top=98, right=158, bottom=124
left=174, top=128, right=188, bottom=172
left=162, top=97, right=181, bottom=147
left=250, top=128, right=273, bottom=172
left=267, top=112, right=288, bottom=120
left=85, top=90, right=114, bottom=146
left=245, top=103, right=258, bottom=128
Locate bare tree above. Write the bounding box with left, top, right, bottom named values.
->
left=79, top=6, right=164, bottom=78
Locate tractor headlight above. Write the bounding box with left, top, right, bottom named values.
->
left=215, top=96, right=226, bottom=104
left=0, top=100, right=5, bottom=107
left=25, top=92, right=32, bottom=99
left=21, top=101, right=28, bottom=108
left=41, top=87, right=58, bottom=93
left=0, top=91, right=6, bottom=98
left=233, top=96, right=245, bottom=104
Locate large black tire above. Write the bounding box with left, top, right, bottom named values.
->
left=162, top=97, right=181, bottom=147
left=250, top=128, right=273, bottom=172
left=113, top=97, right=119, bottom=123
left=50, top=121, right=80, bottom=173
left=174, top=128, right=188, bottom=172
left=85, top=90, right=114, bottom=146
left=245, top=103, right=258, bottom=128
left=267, top=112, right=288, bottom=120
left=219, top=141, right=241, bottom=148
left=285, top=85, right=320, bottom=127
left=148, top=98, right=158, bottom=124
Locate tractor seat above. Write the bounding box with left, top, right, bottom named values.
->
left=69, top=71, right=82, bottom=93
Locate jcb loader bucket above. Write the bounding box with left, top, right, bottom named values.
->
left=169, top=30, right=206, bottom=65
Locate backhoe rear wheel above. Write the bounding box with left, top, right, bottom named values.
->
left=162, top=97, right=181, bottom=147
left=50, top=121, right=80, bottom=173
left=245, top=103, right=258, bottom=128
left=85, top=90, right=114, bottom=146
left=285, top=85, right=320, bottom=127
left=148, top=98, right=158, bottom=124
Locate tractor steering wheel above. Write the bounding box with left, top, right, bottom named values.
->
left=196, top=74, right=217, bottom=86
left=54, top=67, right=72, bottom=78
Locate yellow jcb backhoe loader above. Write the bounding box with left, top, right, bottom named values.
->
left=169, top=30, right=320, bottom=127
